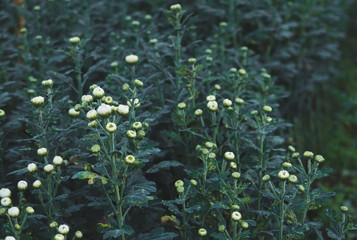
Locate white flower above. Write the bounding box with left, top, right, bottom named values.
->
left=69, top=36, right=80, bottom=44
left=288, top=175, right=298, bottom=183
left=1, top=197, right=11, bottom=207
left=206, top=95, right=216, bottom=101
left=31, top=96, right=45, bottom=107
left=235, top=98, right=244, bottom=105
left=92, top=87, right=105, bottom=98
left=132, top=122, right=142, bottom=130
left=303, top=151, right=314, bottom=158
left=44, top=164, right=55, bottom=173
left=37, top=147, right=47, bottom=156
left=53, top=156, right=63, bottom=166
left=125, top=155, right=135, bottom=164
left=42, top=79, right=53, bottom=87
left=86, top=110, right=97, bottom=120
left=54, top=234, right=65, bottom=240
left=224, top=152, right=235, bottom=160
left=97, top=104, right=112, bottom=117
left=5, top=236, right=16, bottom=240
left=231, top=211, right=242, bottom=221
left=315, top=155, right=325, bottom=163
left=0, top=109, right=4, bottom=117
left=223, top=99, right=232, bottom=107
left=27, top=163, right=37, bottom=173
left=278, top=170, right=290, bottom=180
left=106, top=122, right=117, bottom=133
left=0, top=188, right=11, bottom=198
left=26, top=206, right=35, bottom=214
left=33, top=180, right=42, bottom=189
left=263, top=105, right=272, bottom=112
left=118, top=104, right=130, bottom=115
left=194, top=109, right=203, bottom=116
left=126, top=130, right=136, bottom=139
left=125, top=54, right=139, bottom=64
left=207, top=101, right=218, bottom=111
left=282, top=162, right=292, bottom=169
left=198, top=228, right=207, bottom=236
left=17, top=180, right=28, bottom=190
left=170, top=3, right=181, bottom=11
left=8, top=207, right=20, bottom=217
left=68, top=108, right=80, bottom=117
left=58, top=224, right=70, bottom=234
left=81, top=95, right=93, bottom=103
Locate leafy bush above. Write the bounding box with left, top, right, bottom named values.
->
left=0, top=0, right=355, bottom=239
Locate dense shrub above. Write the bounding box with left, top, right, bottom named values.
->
left=0, top=0, right=355, bottom=239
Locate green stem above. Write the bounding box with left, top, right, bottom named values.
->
left=279, top=181, right=286, bottom=240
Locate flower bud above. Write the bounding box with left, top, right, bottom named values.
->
left=231, top=211, right=242, bottom=221
left=97, top=104, right=112, bottom=117
left=206, top=56, right=213, bottom=62
left=206, top=95, right=216, bottom=102
left=292, top=152, right=300, bottom=158
left=170, top=4, right=181, bottom=11
left=50, top=221, right=58, bottom=228
left=69, top=36, right=80, bottom=44
left=1, top=197, right=11, bottom=207
left=218, top=225, right=225, bottom=232
left=0, top=109, right=4, bottom=117
left=198, top=228, right=207, bottom=236
left=81, top=95, right=93, bottom=103
left=340, top=206, right=349, bottom=212
left=262, top=175, right=270, bottom=182
left=58, top=224, right=70, bottom=234
left=54, top=234, right=65, bottom=240
left=26, top=206, right=35, bottom=214
left=118, top=104, right=130, bottom=115
left=230, top=162, right=237, bottom=169
left=125, top=54, right=139, bottom=64
left=250, top=110, right=258, bottom=116
left=33, top=180, right=42, bottom=188
left=75, top=231, right=83, bottom=238
left=0, top=188, right=11, bottom=198
left=282, top=162, right=292, bottom=169
left=31, top=96, right=45, bottom=107
left=106, top=122, right=117, bottom=133
left=149, top=39, right=157, bottom=44
left=230, top=68, right=237, bottom=73
left=303, top=151, right=314, bottom=158
left=8, top=207, right=20, bottom=217
left=104, top=96, right=113, bottom=104
left=235, top=98, right=244, bottom=105
left=241, top=221, right=249, bottom=229
left=86, top=110, right=98, bottom=120
left=17, top=180, right=28, bottom=190
left=132, top=122, right=142, bottom=130
left=53, top=156, right=63, bottom=166
left=232, top=205, right=240, bottom=210
left=207, top=101, right=218, bottom=111
left=127, top=98, right=140, bottom=108
left=125, top=155, right=135, bottom=164
left=122, top=83, right=130, bottom=91
left=278, top=170, right=289, bottom=180
left=195, top=109, right=203, bottom=116
left=188, top=58, right=196, bottom=64
left=176, top=186, right=184, bottom=193
left=288, top=175, right=298, bottom=183
left=263, top=105, right=272, bottom=112
left=110, top=61, right=118, bottom=68
left=138, top=130, right=146, bottom=138
left=89, top=84, right=98, bottom=90
left=93, top=87, right=105, bottom=98
left=177, top=102, right=186, bottom=109
left=91, top=144, right=100, bottom=154
left=44, top=164, right=55, bottom=173
left=68, top=108, right=80, bottom=117
left=232, top=172, right=241, bottom=179
left=88, top=121, right=98, bottom=128
left=134, top=79, right=143, bottom=87
left=126, top=130, right=136, bottom=139
left=42, top=79, right=53, bottom=87
left=298, top=185, right=305, bottom=192
left=315, top=155, right=325, bottom=163
left=223, top=99, right=232, bottom=107
left=5, top=236, right=16, bottom=240
left=174, top=180, right=184, bottom=188
left=239, top=69, right=247, bottom=76
left=224, top=152, right=235, bottom=160
left=190, top=179, right=197, bottom=186
left=27, top=163, right=37, bottom=173
left=288, top=146, right=296, bottom=152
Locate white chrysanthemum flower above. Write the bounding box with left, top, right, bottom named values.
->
left=106, top=122, right=117, bottom=133
left=223, top=99, right=232, bottom=107
left=86, top=110, right=97, bottom=120
left=224, top=152, right=235, bottom=160
left=81, top=95, right=93, bottom=103
left=8, top=207, right=20, bottom=217
left=53, top=156, right=63, bottom=166
left=44, top=164, right=54, bottom=173
left=194, top=109, right=203, bottom=116
left=125, top=155, right=135, bottom=164
left=54, top=234, right=65, bottom=240
left=33, top=180, right=42, bottom=189
left=117, top=104, right=129, bottom=115
left=278, top=170, right=290, bottom=180
left=37, top=147, right=47, bottom=156
left=207, top=101, right=218, bottom=111
left=27, top=163, right=37, bottom=173
left=26, top=206, right=35, bottom=214
left=170, top=3, right=181, bottom=11
left=5, top=236, right=16, bottom=240
left=97, top=104, right=112, bottom=117
left=58, top=224, right=70, bottom=234
left=17, top=180, right=28, bottom=190
left=231, top=211, right=242, bottom=221
left=132, top=122, right=142, bottom=130
left=1, top=197, right=11, bottom=207
left=206, top=95, right=216, bottom=102
left=235, top=97, right=244, bottom=105
left=198, top=228, right=207, bottom=236
left=75, top=231, right=83, bottom=238
left=42, top=79, right=53, bottom=87
left=126, top=130, right=136, bottom=139
left=125, top=54, right=139, bottom=64
left=68, top=108, right=80, bottom=117
left=315, top=155, right=325, bottom=163
left=69, top=36, right=80, bottom=44
left=92, top=87, right=105, bottom=98
left=288, top=175, right=298, bottom=183
left=303, top=151, right=314, bottom=158
left=263, top=105, right=272, bottom=112
left=31, top=96, right=45, bottom=107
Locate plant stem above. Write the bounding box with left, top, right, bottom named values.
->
left=279, top=181, right=286, bottom=240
